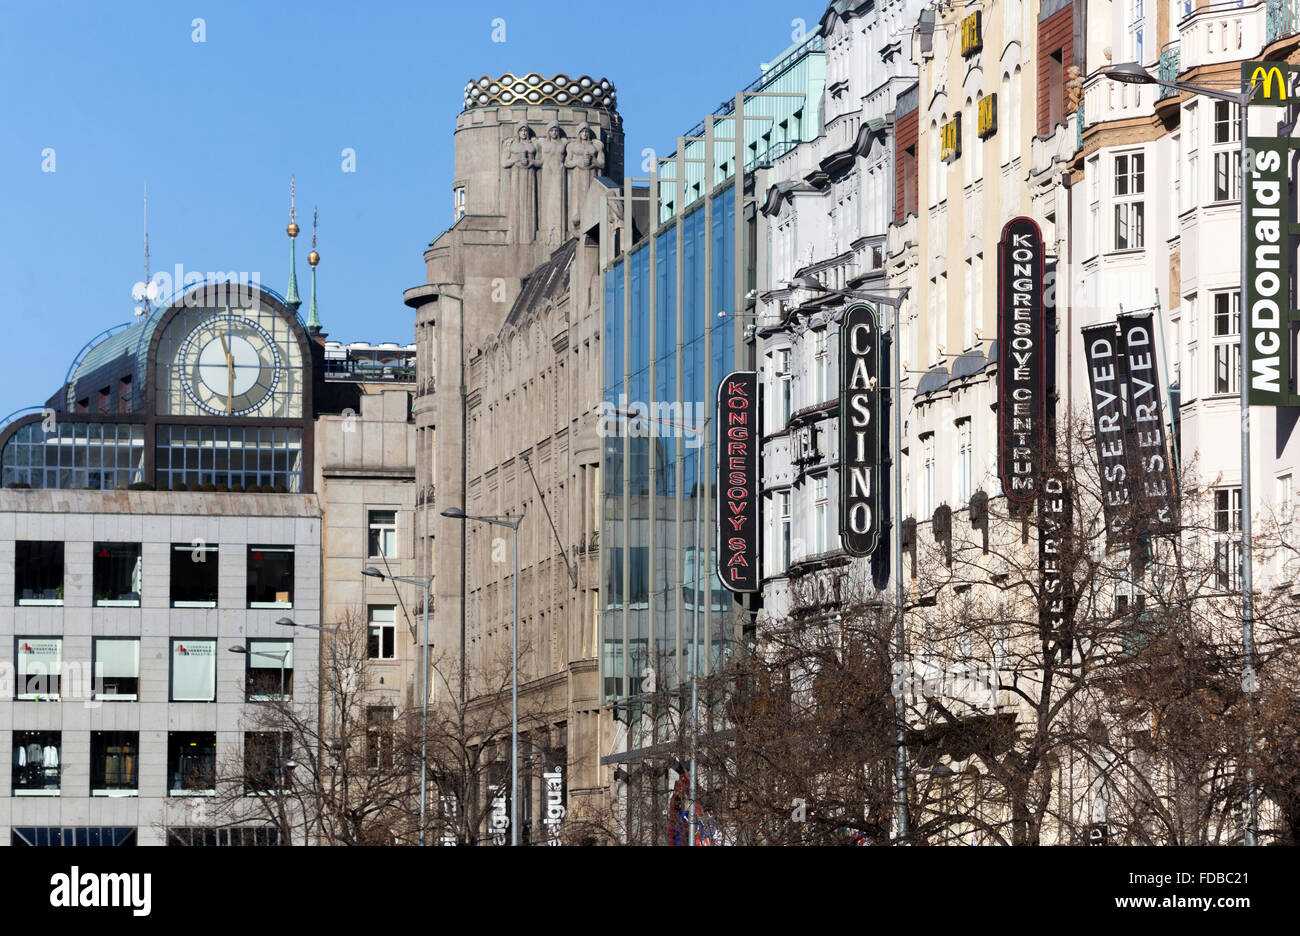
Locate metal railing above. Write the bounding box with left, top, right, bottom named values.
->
left=322, top=357, right=416, bottom=383
left=1267, top=0, right=1297, bottom=42
left=1158, top=41, right=1181, bottom=99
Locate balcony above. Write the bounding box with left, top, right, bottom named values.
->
left=1178, top=1, right=1266, bottom=73
left=1158, top=41, right=1180, bottom=100
left=1266, top=0, right=1297, bottom=44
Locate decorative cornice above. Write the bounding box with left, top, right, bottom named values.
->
left=463, top=74, right=617, bottom=110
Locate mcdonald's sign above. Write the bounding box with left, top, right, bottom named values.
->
left=1243, top=62, right=1293, bottom=105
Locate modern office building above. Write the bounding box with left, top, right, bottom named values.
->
left=0, top=207, right=418, bottom=845
left=597, top=32, right=826, bottom=836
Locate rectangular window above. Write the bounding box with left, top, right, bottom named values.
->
left=1128, top=0, right=1145, bottom=62
left=368, top=606, right=397, bottom=660
left=93, top=542, right=141, bottom=607
left=814, top=475, right=829, bottom=554
left=368, top=510, right=398, bottom=559
left=168, top=731, right=216, bottom=795
left=93, top=638, right=140, bottom=701
left=1089, top=156, right=1101, bottom=257
left=1185, top=295, right=1199, bottom=401
left=15, top=637, right=61, bottom=700
left=922, top=434, right=936, bottom=517
left=12, top=731, right=61, bottom=795
left=776, top=349, right=792, bottom=426
left=813, top=330, right=829, bottom=403
left=1212, top=101, right=1240, bottom=202
left=90, top=731, right=139, bottom=795
left=171, top=638, right=217, bottom=702
left=958, top=420, right=973, bottom=503
left=245, top=639, right=294, bottom=701
left=171, top=542, right=219, bottom=607
left=15, top=541, right=63, bottom=606
left=244, top=731, right=292, bottom=794
left=1278, top=474, right=1294, bottom=530
left=1171, top=133, right=1182, bottom=225
left=779, top=491, right=792, bottom=570
left=1213, top=291, right=1240, bottom=395
left=1215, top=487, right=1242, bottom=590
left=367, top=706, right=396, bottom=769
left=247, top=545, right=294, bottom=608
left=1113, top=152, right=1145, bottom=250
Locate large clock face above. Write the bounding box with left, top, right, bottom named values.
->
left=177, top=310, right=283, bottom=416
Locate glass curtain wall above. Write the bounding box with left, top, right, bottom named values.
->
left=601, top=183, right=741, bottom=706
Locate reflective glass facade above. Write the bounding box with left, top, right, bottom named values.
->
left=602, top=184, right=742, bottom=702
left=1, top=422, right=144, bottom=490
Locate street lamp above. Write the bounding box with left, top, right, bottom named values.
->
left=441, top=505, right=525, bottom=846
left=1105, top=62, right=1258, bottom=846
left=231, top=644, right=290, bottom=789
left=361, top=566, right=434, bottom=846
left=788, top=274, right=912, bottom=843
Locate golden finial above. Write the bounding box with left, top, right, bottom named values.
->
left=308, top=205, right=319, bottom=266
left=287, top=175, right=299, bottom=238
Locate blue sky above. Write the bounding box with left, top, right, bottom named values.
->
left=0, top=0, right=823, bottom=413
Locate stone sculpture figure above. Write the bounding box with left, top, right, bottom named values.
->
left=539, top=123, right=568, bottom=248
left=564, top=123, right=605, bottom=233
left=502, top=123, right=541, bottom=243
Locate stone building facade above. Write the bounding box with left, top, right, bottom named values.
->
left=407, top=74, right=623, bottom=838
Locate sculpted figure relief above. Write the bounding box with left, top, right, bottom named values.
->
left=539, top=123, right=568, bottom=248
left=564, top=123, right=605, bottom=233
left=502, top=123, right=540, bottom=243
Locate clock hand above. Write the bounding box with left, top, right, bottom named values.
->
left=219, top=335, right=233, bottom=413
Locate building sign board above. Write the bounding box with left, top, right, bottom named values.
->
left=1117, top=313, right=1178, bottom=534
left=978, top=93, right=997, bottom=139
left=840, top=303, right=881, bottom=556
left=717, top=371, right=760, bottom=592
left=961, top=11, right=982, bottom=57
left=941, top=114, right=962, bottom=163
left=1244, top=135, right=1300, bottom=405
left=997, top=217, right=1047, bottom=505
left=1082, top=323, right=1131, bottom=544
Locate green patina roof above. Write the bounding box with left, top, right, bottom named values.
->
left=65, top=315, right=164, bottom=407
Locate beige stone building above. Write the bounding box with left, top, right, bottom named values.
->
left=405, top=74, right=624, bottom=839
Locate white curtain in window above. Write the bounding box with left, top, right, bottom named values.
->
left=248, top=639, right=293, bottom=669
left=95, top=639, right=139, bottom=678
left=17, top=638, right=61, bottom=681
left=172, top=639, right=217, bottom=701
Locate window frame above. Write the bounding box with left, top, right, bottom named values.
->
left=93, top=637, right=141, bottom=701
left=14, top=541, right=64, bottom=607
left=1113, top=151, right=1146, bottom=251
left=247, top=545, right=295, bottom=609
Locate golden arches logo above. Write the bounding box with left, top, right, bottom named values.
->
left=1250, top=65, right=1287, bottom=101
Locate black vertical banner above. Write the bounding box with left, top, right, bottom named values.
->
left=1117, top=313, right=1179, bottom=535
left=1038, top=467, right=1074, bottom=657
left=1083, top=323, right=1130, bottom=545
left=840, top=303, right=882, bottom=556
left=717, top=371, right=760, bottom=593
left=997, top=217, right=1047, bottom=508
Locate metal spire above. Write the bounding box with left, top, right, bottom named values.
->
left=285, top=176, right=302, bottom=310
left=307, top=205, right=321, bottom=333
